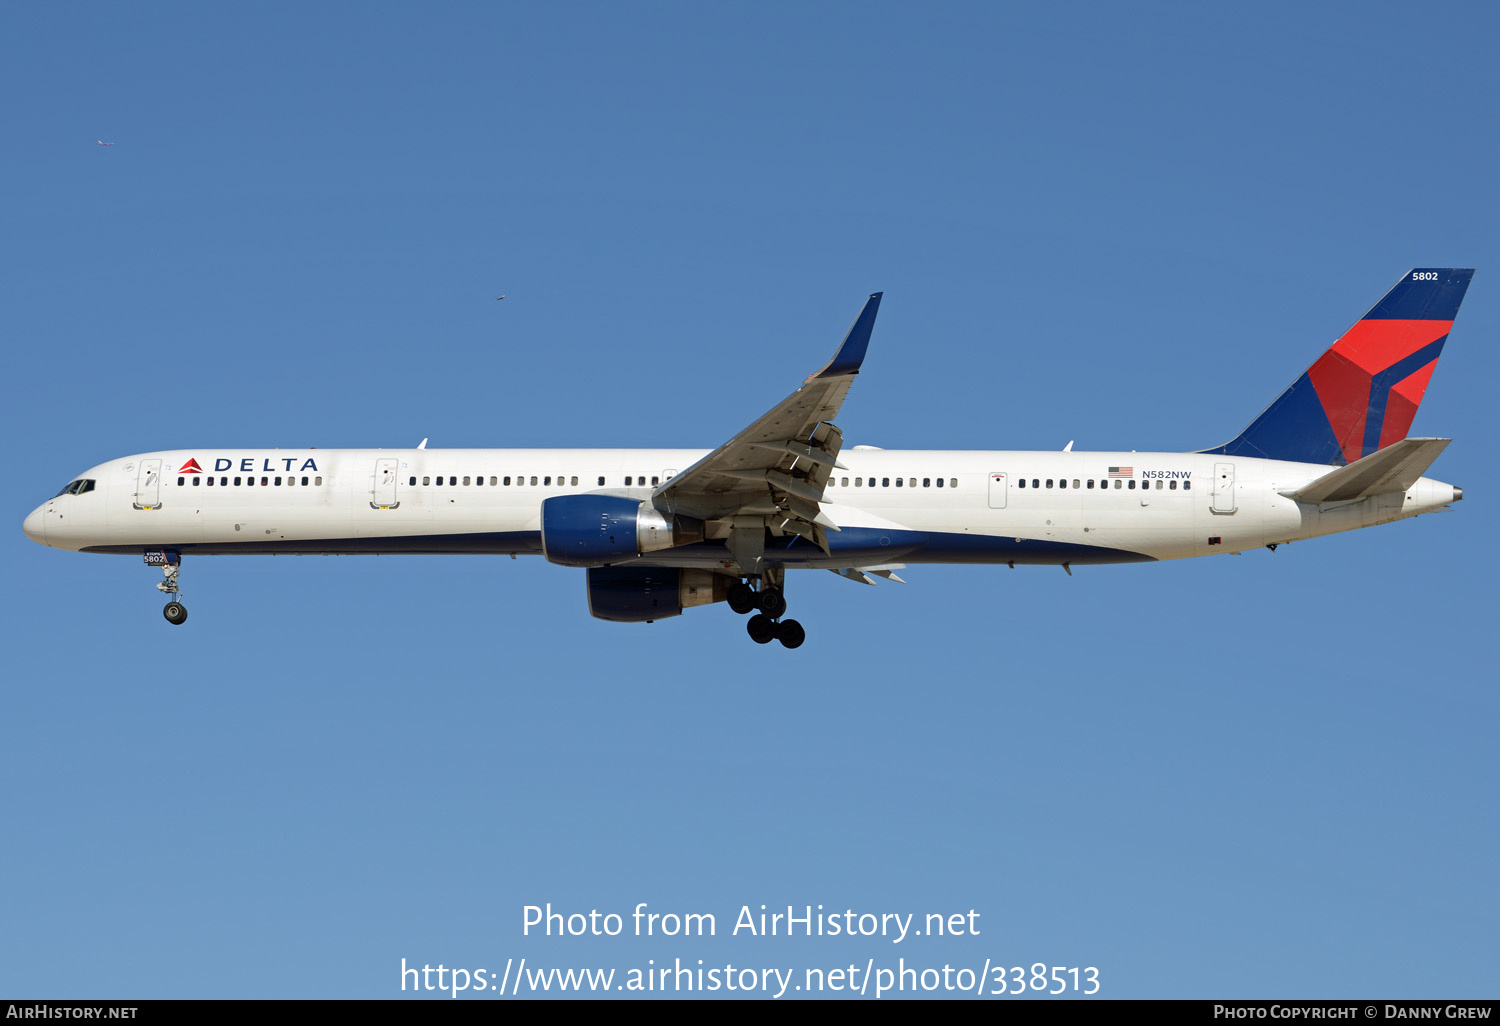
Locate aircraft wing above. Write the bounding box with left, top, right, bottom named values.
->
left=652, top=293, right=882, bottom=554
left=1281, top=437, right=1450, bottom=503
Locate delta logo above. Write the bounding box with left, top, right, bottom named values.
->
left=183, top=456, right=321, bottom=473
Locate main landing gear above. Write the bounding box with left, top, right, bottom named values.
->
left=726, top=571, right=804, bottom=649
left=154, top=558, right=188, bottom=625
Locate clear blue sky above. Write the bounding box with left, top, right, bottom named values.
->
left=4, top=1, right=1496, bottom=999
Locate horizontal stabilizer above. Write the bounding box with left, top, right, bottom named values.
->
left=1282, top=437, right=1450, bottom=503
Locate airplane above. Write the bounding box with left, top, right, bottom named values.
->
left=22, top=268, right=1472, bottom=649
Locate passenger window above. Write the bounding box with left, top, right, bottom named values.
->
left=464, top=476, right=471, bottom=486
left=274, top=477, right=282, bottom=486
left=855, top=477, right=862, bottom=487
left=261, top=477, right=269, bottom=486
left=192, top=477, right=200, bottom=486
left=1032, top=479, right=1039, bottom=489
left=1046, top=479, right=1053, bottom=488
left=1114, top=480, right=1122, bottom=489
left=435, top=476, right=443, bottom=486
left=597, top=476, right=605, bottom=486
left=625, top=476, right=632, bottom=486
left=1087, top=479, right=1094, bottom=489
left=206, top=477, right=214, bottom=487
left=490, top=477, right=498, bottom=486
left=408, top=476, right=416, bottom=486
left=234, top=477, right=242, bottom=486
left=841, top=477, right=849, bottom=487
left=449, top=476, right=456, bottom=486
left=177, top=477, right=185, bottom=486
left=530, top=476, right=537, bottom=486
left=423, top=476, right=430, bottom=486
left=1073, top=479, right=1080, bottom=489
left=1184, top=481, right=1192, bottom=491
left=1128, top=480, right=1136, bottom=489
left=315, top=476, right=323, bottom=486
left=936, top=478, right=944, bottom=488
left=882, top=478, right=890, bottom=487
left=1170, top=480, right=1178, bottom=490
left=895, top=477, right=903, bottom=487
left=922, top=478, right=930, bottom=488
left=1059, top=479, right=1066, bottom=489
left=1156, top=479, right=1163, bottom=489
left=909, top=478, right=916, bottom=488
left=651, top=476, right=658, bottom=485
left=1018, top=478, right=1026, bottom=489
left=572, top=477, right=579, bottom=486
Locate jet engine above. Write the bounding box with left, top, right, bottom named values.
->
left=585, top=567, right=732, bottom=622
left=540, top=495, right=705, bottom=568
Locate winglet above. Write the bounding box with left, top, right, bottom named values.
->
left=809, top=293, right=882, bottom=379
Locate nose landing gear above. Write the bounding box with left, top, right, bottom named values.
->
left=146, top=551, right=188, bottom=625
left=728, top=569, right=804, bottom=648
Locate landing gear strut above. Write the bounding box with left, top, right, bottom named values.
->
left=729, top=569, right=804, bottom=649
left=153, top=558, right=188, bottom=625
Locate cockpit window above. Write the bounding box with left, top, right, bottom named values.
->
left=56, top=481, right=79, bottom=497
left=54, top=479, right=95, bottom=496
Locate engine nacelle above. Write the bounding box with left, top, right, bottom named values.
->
left=540, top=494, right=705, bottom=567
left=586, top=567, right=732, bottom=622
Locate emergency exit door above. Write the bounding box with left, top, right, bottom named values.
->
left=371, top=458, right=400, bottom=509
left=988, top=472, right=1009, bottom=509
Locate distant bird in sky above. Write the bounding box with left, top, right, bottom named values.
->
left=97, top=140, right=115, bottom=146
left=495, top=294, right=506, bottom=300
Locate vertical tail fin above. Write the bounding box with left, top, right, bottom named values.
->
left=1202, top=268, right=1473, bottom=465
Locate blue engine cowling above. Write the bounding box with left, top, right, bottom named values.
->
left=541, top=495, right=704, bottom=568
left=586, top=567, right=732, bottom=622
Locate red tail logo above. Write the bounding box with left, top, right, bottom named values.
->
left=179, top=458, right=203, bottom=474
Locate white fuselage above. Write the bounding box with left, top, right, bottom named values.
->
left=23, top=447, right=1460, bottom=568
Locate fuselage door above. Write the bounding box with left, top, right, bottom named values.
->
left=133, top=459, right=161, bottom=510
left=371, top=458, right=400, bottom=509
left=988, top=472, right=1008, bottom=509
left=1212, top=462, right=1237, bottom=514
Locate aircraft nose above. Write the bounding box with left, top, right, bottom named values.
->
left=22, top=506, right=46, bottom=545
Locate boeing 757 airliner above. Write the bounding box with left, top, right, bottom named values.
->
left=23, top=269, right=1471, bottom=648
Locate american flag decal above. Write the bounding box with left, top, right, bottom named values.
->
left=1108, top=466, right=1133, bottom=478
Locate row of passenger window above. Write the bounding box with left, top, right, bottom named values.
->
left=401, top=473, right=959, bottom=491
left=832, top=477, right=958, bottom=488
left=178, top=476, right=323, bottom=487
left=1017, top=478, right=1191, bottom=491
left=411, top=474, right=598, bottom=487
left=408, top=474, right=667, bottom=487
